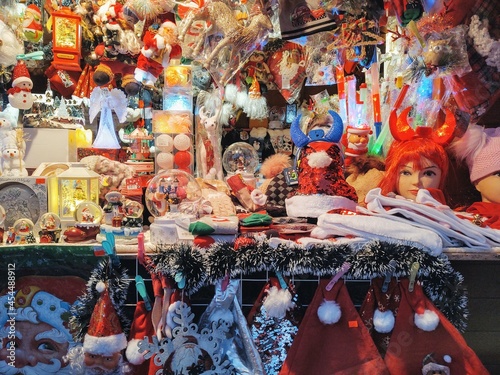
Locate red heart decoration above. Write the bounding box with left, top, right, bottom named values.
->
left=267, top=41, right=307, bottom=103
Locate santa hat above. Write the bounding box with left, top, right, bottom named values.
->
left=384, top=279, right=489, bottom=374
left=450, top=124, right=500, bottom=183
left=285, top=110, right=358, bottom=218
left=27, top=3, right=42, bottom=18
left=12, top=60, right=32, bottom=87
left=83, top=281, right=128, bottom=356
left=126, top=301, right=154, bottom=367
left=280, top=279, right=390, bottom=374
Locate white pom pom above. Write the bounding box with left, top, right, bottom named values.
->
left=96, top=281, right=106, bottom=293
left=236, top=90, right=248, bottom=109
left=317, top=299, right=341, bottom=325
left=414, top=309, right=439, bottom=331
left=307, top=150, right=333, bottom=168
left=373, top=309, right=395, bottom=333
left=263, top=286, right=295, bottom=319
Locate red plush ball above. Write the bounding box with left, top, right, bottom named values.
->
left=174, top=151, right=192, bottom=168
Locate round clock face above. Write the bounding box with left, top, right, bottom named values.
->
left=0, top=183, right=42, bottom=229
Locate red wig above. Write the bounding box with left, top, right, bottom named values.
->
left=378, top=137, right=450, bottom=196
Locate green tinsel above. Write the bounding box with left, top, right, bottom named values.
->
left=148, top=239, right=468, bottom=332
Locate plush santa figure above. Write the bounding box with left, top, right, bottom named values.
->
left=285, top=109, right=358, bottom=218
left=134, top=20, right=180, bottom=87
left=23, top=4, right=43, bottom=43
left=7, top=60, right=34, bottom=110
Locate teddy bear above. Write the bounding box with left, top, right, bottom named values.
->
left=80, top=155, right=136, bottom=200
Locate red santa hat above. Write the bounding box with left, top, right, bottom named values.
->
left=384, top=279, right=488, bottom=374
left=280, top=279, right=390, bottom=374
left=12, top=60, right=33, bottom=87
left=125, top=301, right=154, bottom=367
left=83, top=281, right=128, bottom=356
left=285, top=109, right=358, bottom=218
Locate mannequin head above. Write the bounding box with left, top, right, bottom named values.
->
left=379, top=137, right=449, bottom=199
left=449, top=124, right=500, bottom=204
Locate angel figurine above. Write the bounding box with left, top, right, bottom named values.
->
left=90, top=87, right=128, bottom=149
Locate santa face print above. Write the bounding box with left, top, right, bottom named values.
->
left=0, top=321, right=70, bottom=374
left=474, top=171, right=500, bottom=204
left=397, top=158, right=442, bottom=200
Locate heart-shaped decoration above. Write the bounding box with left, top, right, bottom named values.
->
left=267, top=41, right=307, bottom=103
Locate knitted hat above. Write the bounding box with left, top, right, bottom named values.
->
left=285, top=110, right=358, bottom=218
left=280, top=279, right=390, bottom=374
left=12, top=60, right=32, bottom=87
left=450, top=124, right=500, bottom=183
left=83, top=281, right=127, bottom=356
left=384, top=279, right=488, bottom=374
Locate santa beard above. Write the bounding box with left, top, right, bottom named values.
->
left=0, top=358, right=73, bottom=375
left=65, top=346, right=127, bottom=375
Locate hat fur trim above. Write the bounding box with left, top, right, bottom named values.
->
left=84, top=333, right=127, bottom=355
left=317, top=299, right=341, bottom=325
left=414, top=309, right=439, bottom=331
left=373, top=308, right=395, bottom=333
left=125, top=338, right=145, bottom=365
left=286, top=194, right=358, bottom=218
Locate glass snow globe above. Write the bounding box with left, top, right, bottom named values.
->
left=222, top=142, right=259, bottom=187
left=145, top=169, right=202, bottom=245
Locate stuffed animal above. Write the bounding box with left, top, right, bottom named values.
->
left=1, top=130, right=28, bottom=177
left=134, top=21, right=180, bottom=87
left=80, top=155, right=136, bottom=199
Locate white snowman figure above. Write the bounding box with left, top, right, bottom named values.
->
left=7, top=60, right=35, bottom=110
left=1, top=129, right=28, bottom=177
left=0, top=105, right=20, bottom=175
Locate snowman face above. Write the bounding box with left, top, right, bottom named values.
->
left=18, top=81, right=33, bottom=90
left=2, top=148, right=19, bottom=158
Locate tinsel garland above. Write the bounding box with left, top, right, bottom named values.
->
left=70, top=257, right=131, bottom=341
left=147, top=239, right=468, bottom=332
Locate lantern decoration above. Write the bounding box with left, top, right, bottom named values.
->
left=48, top=163, right=100, bottom=226
left=51, top=7, right=82, bottom=71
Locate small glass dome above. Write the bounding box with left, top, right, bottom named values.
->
left=222, top=142, right=259, bottom=175
left=145, top=169, right=202, bottom=218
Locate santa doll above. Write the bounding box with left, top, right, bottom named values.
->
left=7, top=61, right=34, bottom=110
left=134, top=20, right=180, bottom=87
left=450, top=124, right=500, bottom=229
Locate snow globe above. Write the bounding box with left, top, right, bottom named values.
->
left=222, top=141, right=260, bottom=187
left=38, top=212, right=62, bottom=243
left=62, top=201, right=103, bottom=243
left=145, top=169, right=202, bottom=245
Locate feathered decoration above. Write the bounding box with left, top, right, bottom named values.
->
left=0, top=20, right=24, bottom=67
left=148, top=239, right=468, bottom=331
left=70, top=257, right=131, bottom=342
left=90, top=87, right=128, bottom=149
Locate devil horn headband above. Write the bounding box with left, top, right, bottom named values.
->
left=389, top=106, right=456, bottom=145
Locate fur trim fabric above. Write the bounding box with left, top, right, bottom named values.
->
left=263, top=286, right=295, bottom=319
left=286, top=194, right=358, bottom=218
left=415, top=309, right=440, bottom=331
left=125, top=338, right=144, bottom=365
left=373, top=309, right=395, bottom=333
left=83, top=333, right=128, bottom=355
left=317, top=299, right=341, bottom=325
